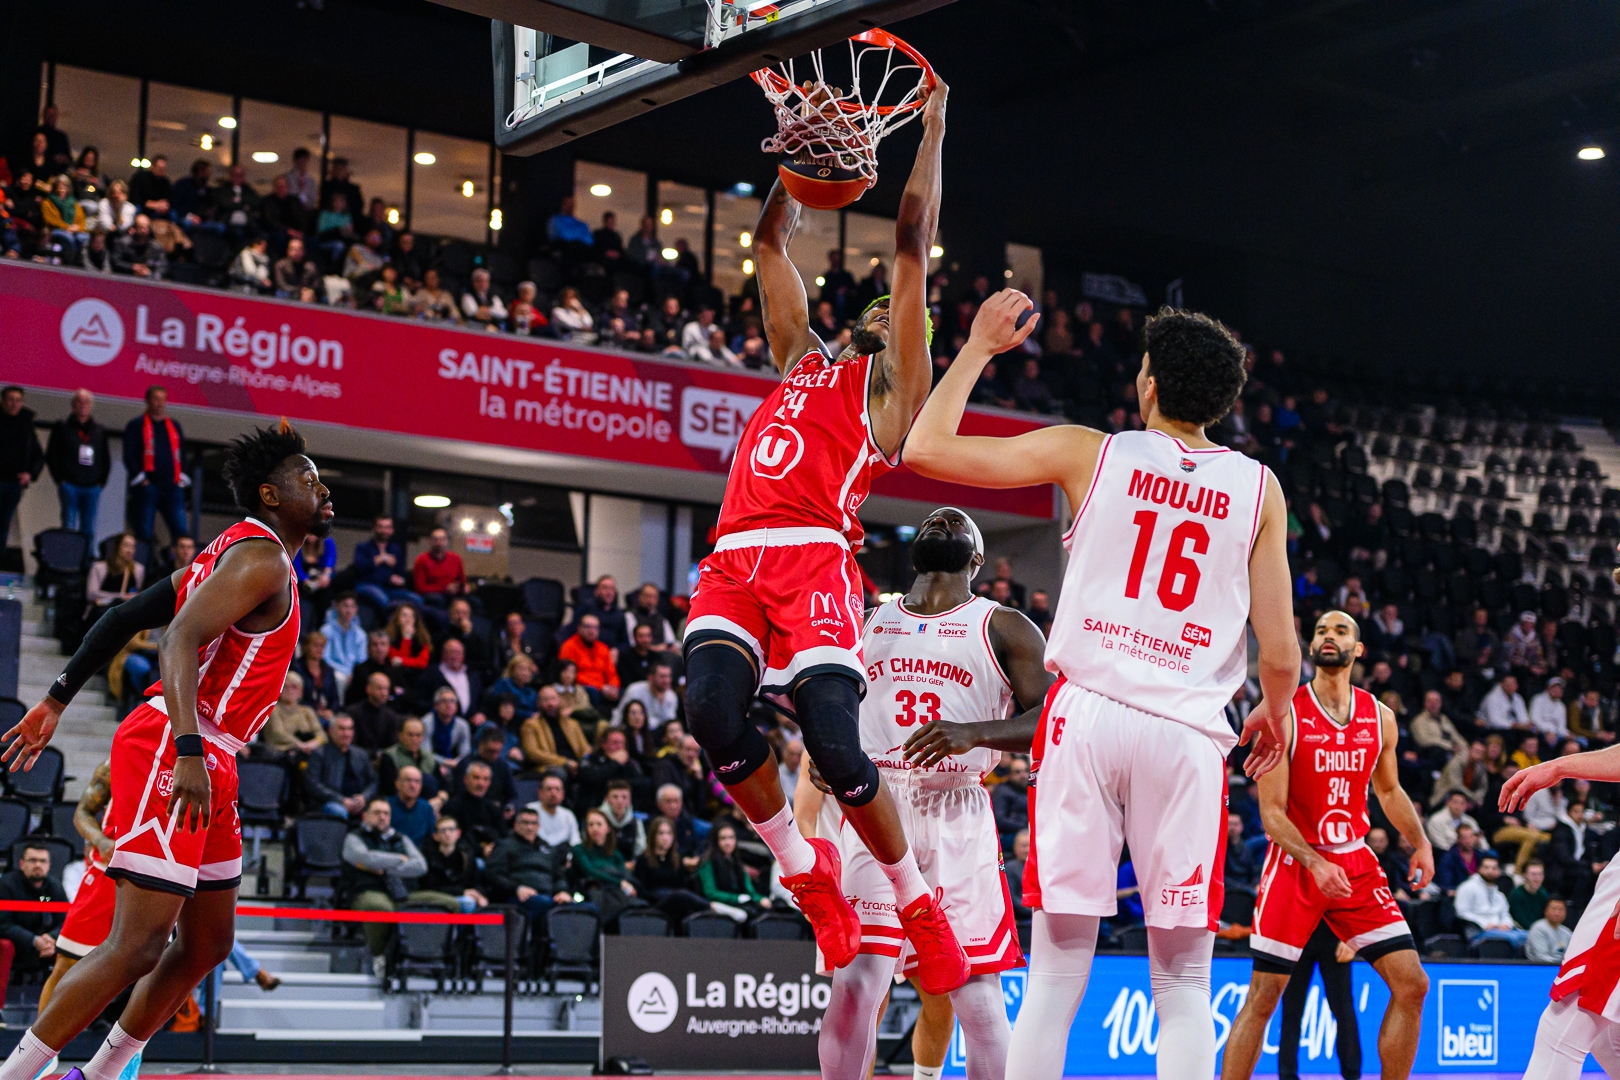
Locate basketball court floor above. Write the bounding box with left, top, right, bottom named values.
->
left=115, top=1071, right=1607, bottom=1078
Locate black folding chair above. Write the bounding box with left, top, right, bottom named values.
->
left=469, top=912, right=529, bottom=993
left=617, top=909, right=671, bottom=937
left=286, top=815, right=348, bottom=899
left=392, top=907, right=458, bottom=992
left=0, top=799, right=32, bottom=869
left=683, top=911, right=739, bottom=939
left=46, top=801, right=79, bottom=841
left=749, top=912, right=809, bottom=941
left=237, top=761, right=288, bottom=895
left=4, top=747, right=65, bottom=806
left=512, top=773, right=542, bottom=810
left=32, top=529, right=88, bottom=592
left=543, top=906, right=599, bottom=992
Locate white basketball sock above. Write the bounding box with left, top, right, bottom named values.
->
left=1528, top=995, right=1611, bottom=1080
left=818, top=953, right=894, bottom=1080
left=950, top=973, right=1011, bottom=1080
left=914, top=1064, right=944, bottom=1080
left=1146, top=926, right=1214, bottom=1080
left=82, top=1022, right=149, bottom=1080
left=753, top=802, right=816, bottom=878
left=879, top=849, right=929, bottom=908
left=1007, top=911, right=1098, bottom=1080
left=0, top=1030, right=59, bottom=1080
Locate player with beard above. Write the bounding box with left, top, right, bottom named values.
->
left=681, top=84, right=969, bottom=991
left=0, top=421, right=331, bottom=1080
left=1222, top=611, right=1434, bottom=1080
left=814, top=508, right=1051, bottom=1080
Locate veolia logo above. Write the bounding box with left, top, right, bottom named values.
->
left=626, top=971, right=679, bottom=1033
left=59, top=298, right=125, bottom=366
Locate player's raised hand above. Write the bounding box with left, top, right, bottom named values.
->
left=903, top=719, right=977, bottom=769
left=1239, top=698, right=1287, bottom=779
left=806, top=757, right=833, bottom=796
left=168, top=755, right=212, bottom=833
left=966, top=290, right=1039, bottom=356
left=1310, top=858, right=1354, bottom=900
left=921, top=77, right=948, bottom=127
left=1498, top=758, right=1563, bottom=813
left=2, top=698, right=63, bottom=773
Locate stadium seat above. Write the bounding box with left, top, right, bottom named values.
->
left=31, top=529, right=88, bottom=592
left=287, top=815, right=349, bottom=899
left=391, top=907, right=458, bottom=992
left=46, top=801, right=77, bottom=842
left=750, top=912, right=810, bottom=941
left=4, top=747, right=64, bottom=807
left=238, top=761, right=289, bottom=894
left=1473, top=938, right=1518, bottom=959
left=0, top=799, right=31, bottom=870
left=543, top=907, right=599, bottom=992
left=683, top=911, right=739, bottom=939
left=1424, top=934, right=1467, bottom=958
left=617, top=910, right=672, bottom=937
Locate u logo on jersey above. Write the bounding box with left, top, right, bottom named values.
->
left=1317, top=808, right=1355, bottom=846
left=749, top=422, right=805, bottom=480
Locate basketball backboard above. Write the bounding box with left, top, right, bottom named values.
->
left=435, top=0, right=955, bottom=155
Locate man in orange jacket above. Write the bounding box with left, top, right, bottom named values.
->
left=558, top=613, right=620, bottom=708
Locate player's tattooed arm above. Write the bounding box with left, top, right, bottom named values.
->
left=75, top=760, right=115, bottom=861
left=1371, top=703, right=1434, bottom=890
left=754, top=178, right=818, bottom=375
left=1256, top=710, right=1353, bottom=900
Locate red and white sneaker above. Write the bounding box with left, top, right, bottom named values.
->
left=899, top=893, right=970, bottom=995
left=780, top=837, right=861, bottom=970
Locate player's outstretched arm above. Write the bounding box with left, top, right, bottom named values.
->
left=2, top=572, right=180, bottom=772
left=1257, top=715, right=1352, bottom=900
left=159, top=538, right=291, bottom=831
left=1371, top=705, right=1435, bottom=890
left=903, top=607, right=1052, bottom=768
left=1501, top=742, right=1620, bottom=812
left=1240, top=469, right=1302, bottom=779
left=904, top=290, right=1102, bottom=505
left=870, top=80, right=948, bottom=455
left=754, top=178, right=818, bottom=375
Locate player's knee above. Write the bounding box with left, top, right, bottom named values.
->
left=684, top=644, right=772, bottom=783
left=1390, top=962, right=1429, bottom=1006
left=795, top=674, right=878, bottom=805
left=1244, top=974, right=1286, bottom=1014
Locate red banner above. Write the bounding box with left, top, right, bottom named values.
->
left=0, top=263, right=1053, bottom=519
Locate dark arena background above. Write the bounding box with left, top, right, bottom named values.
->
left=1, top=0, right=1618, bottom=1076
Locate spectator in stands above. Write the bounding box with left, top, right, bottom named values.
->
left=439, top=597, right=493, bottom=678
left=636, top=816, right=738, bottom=922
left=413, top=268, right=458, bottom=321
left=0, top=387, right=41, bottom=548
left=110, top=214, right=166, bottom=278
left=77, top=229, right=112, bottom=274
left=259, top=174, right=307, bottom=248
left=171, top=159, right=215, bottom=226
left=647, top=295, right=687, bottom=354
left=1368, top=828, right=1414, bottom=902
left=95, top=180, right=133, bottom=234
left=419, top=817, right=487, bottom=912
left=546, top=195, right=593, bottom=248
left=41, top=174, right=88, bottom=260
left=1013, top=358, right=1056, bottom=414
left=670, top=237, right=700, bottom=282
left=43, top=388, right=108, bottom=538
left=314, top=193, right=357, bottom=268
left=1225, top=812, right=1261, bottom=892
left=212, top=164, right=260, bottom=241
left=87, top=533, right=144, bottom=615
left=124, top=386, right=189, bottom=543
left=560, top=614, right=620, bottom=708
left=1436, top=823, right=1485, bottom=896
left=416, top=638, right=482, bottom=720
left=347, top=671, right=404, bottom=754
left=230, top=235, right=273, bottom=293
left=1505, top=611, right=1546, bottom=678
left=1003, top=829, right=1032, bottom=922
left=411, top=527, right=467, bottom=609
left=654, top=736, right=720, bottom=823
left=528, top=773, right=581, bottom=848
left=1570, top=687, right=1614, bottom=746
left=509, top=282, right=546, bottom=336
left=344, top=230, right=388, bottom=293
left=273, top=237, right=320, bottom=299
left=460, top=268, right=507, bottom=330
left=1546, top=800, right=1598, bottom=902
left=620, top=700, right=657, bottom=765
left=486, top=807, right=572, bottom=923
left=1477, top=674, right=1530, bottom=732
left=128, top=155, right=171, bottom=219
left=441, top=759, right=509, bottom=845
left=1509, top=860, right=1551, bottom=929
left=600, top=779, right=646, bottom=859
left=681, top=307, right=719, bottom=355
left=320, top=593, right=367, bottom=692
left=656, top=785, right=704, bottom=866
left=353, top=516, right=414, bottom=611
left=626, top=583, right=678, bottom=650
left=321, top=158, right=364, bottom=231
left=1411, top=690, right=1469, bottom=771
left=521, top=685, right=591, bottom=774
left=617, top=623, right=659, bottom=690
left=261, top=672, right=326, bottom=757
left=696, top=821, right=770, bottom=917
left=422, top=682, right=473, bottom=766
left=379, top=715, right=448, bottom=803
left=1435, top=740, right=1491, bottom=809
left=342, top=798, right=432, bottom=973
left=625, top=214, right=660, bottom=268
left=551, top=287, right=596, bottom=343
left=490, top=655, right=541, bottom=721
left=552, top=662, right=594, bottom=724
left=616, top=660, right=678, bottom=729
left=363, top=198, right=395, bottom=247
left=371, top=265, right=411, bottom=316
left=389, top=232, right=425, bottom=289
left=457, top=726, right=518, bottom=805
left=578, top=726, right=649, bottom=813
left=1526, top=896, right=1571, bottom=964
left=992, top=756, right=1031, bottom=851
left=280, top=147, right=318, bottom=211
left=570, top=576, right=630, bottom=648
left=1530, top=678, right=1571, bottom=744
left=691, top=327, right=741, bottom=367
left=306, top=714, right=375, bottom=820
left=1428, top=790, right=1482, bottom=851
left=0, top=843, right=67, bottom=1003
left=1454, top=855, right=1524, bottom=950
left=387, top=765, right=437, bottom=848
left=294, top=631, right=340, bottom=720
left=1511, top=735, right=1543, bottom=771
left=777, top=738, right=803, bottom=799
left=500, top=611, right=549, bottom=673
left=386, top=605, right=432, bottom=675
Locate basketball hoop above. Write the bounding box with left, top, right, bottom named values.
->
left=751, top=29, right=936, bottom=210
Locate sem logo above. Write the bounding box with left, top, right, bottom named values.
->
left=1181, top=623, right=1211, bottom=647
left=1437, top=979, right=1497, bottom=1065
left=60, top=298, right=124, bottom=366
left=749, top=423, right=805, bottom=480
left=626, top=971, right=679, bottom=1033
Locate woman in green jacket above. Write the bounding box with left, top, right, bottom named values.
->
left=696, top=821, right=773, bottom=916
left=571, top=808, right=642, bottom=925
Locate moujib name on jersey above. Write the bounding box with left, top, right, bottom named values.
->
left=1083, top=619, right=1196, bottom=672
left=865, top=657, right=975, bottom=687
left=1126, top=468, right=1232, bottom=518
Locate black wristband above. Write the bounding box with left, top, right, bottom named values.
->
left=174, top=733, right=205, bottom=758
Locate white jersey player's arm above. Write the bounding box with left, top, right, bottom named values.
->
left=1371, top=702, right=1435, bottom=890
left=1501, top=742, right=1620, bottom=812
left=1257, top=707, right=1353, bottom=900
left=1239, top=470, right=1302, bottom=779
left=792, top=763, right=824, bottom=841
left=903, top=292, right=1105, bottom=513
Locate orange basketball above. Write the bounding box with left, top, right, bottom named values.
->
left=777, top=158, right=872, bottom=210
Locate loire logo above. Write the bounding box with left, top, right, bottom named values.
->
left=60, top=297, right=124, bottom=366
left=749, top=422, right=805, bottom=480
left=1437, top=979, right=1497, bottom=1065
left=626, top=971, right=679, bottom=1033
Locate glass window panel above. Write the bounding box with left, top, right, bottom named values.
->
left=237, top=99, right=323, bottom=193
left=574, top=161, right=645, bottom=249
left=710, top=190, right=761, bottom=299
left=1006, top=242, right=1043, bottom=298
left=327, top=115, right=406, bottom=226
left=51, top=66, right=140, bottom=180
left=411, top=130, right=490, bottom=243
left=145, top=83, right=235, bottom=183
left=843, top=210, right=893, bottom=295
left=655, top=181, right=707, bottom=278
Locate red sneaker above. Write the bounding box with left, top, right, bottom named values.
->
left=899, top=893, right=970, bottom=995
left=780, top=837, right=862, bottom=970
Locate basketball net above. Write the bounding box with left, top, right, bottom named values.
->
left=752, top=30, right=934, bottom=185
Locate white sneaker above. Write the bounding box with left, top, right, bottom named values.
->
left=32, top=1057, right=57, bottom=1080
left=711, top=902, right=749, bottom=923
left=117, top=1050, right=142, bottom=1080
left=372, top=955, right=387, bottom=978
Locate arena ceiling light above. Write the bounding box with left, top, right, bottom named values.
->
left=660, top=208, right=673, bottom=225
left=742, top=258, right=755, bottom=275
left=661, top=247, right=678, bottom=260
left=199, top=134, right=214, bottom=151
left=218, top=116, right=237, bottom=129
left=589, top=183, right=612, bottom=196
left=414, top=151, right=437, bottom=165
left=1578, top=146, right=1605, bottom=161
left=251, top=151, right=279, bottom=163
left=739, top=230, right=752, bottom=247
left=732, top=182, right=755, bottom=196
left=490, top=208, right=503, bottom=230
left=414, top=494, right=452, bottom=508
left=386, top=207, right=400, bottom=225
left=929, top=244, right=944, bottom=258
left=462, top=180, right=476, bottom=197
left=129, top=157, right=151, bottom=169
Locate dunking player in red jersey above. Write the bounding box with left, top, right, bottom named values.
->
left=0, top=422, right=330, bottom=1080
left=681, top=82, right=969, bottom=992
left=1223, top=611, right=1434, bottom=1080
left=906, top=296, right=1299, bottom=1079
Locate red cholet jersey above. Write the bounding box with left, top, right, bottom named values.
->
left=145, top=517, right=300, bottom=754
left=713, top=348, right=895, bottom=551
left=1287, top=682, right=1383, bottom=849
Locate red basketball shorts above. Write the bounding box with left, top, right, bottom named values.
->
left=1250, top=842, right=1412, bottom=968
left=684, top=527, right=866, bottom=694
left=57, top=856, right=116, bottom=957
left=105, top=702, right=242, bottom=897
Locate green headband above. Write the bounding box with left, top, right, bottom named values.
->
left=860, top=294, right=934, bottom=348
